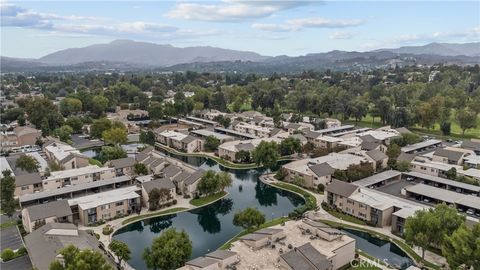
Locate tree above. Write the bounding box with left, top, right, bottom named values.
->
left=395, top=160, right=410, bottom=172
left=279, top=137, right=301, bottom=156
left=91, top=95, right=109, bottom=116
left=140, top=130, right=156, bottom=146
left=217, top=171, right=232, bottom=191
left=65, top=117, right=84, bottom=133
left=25, top=97, right=64, bottom=135
left=103, top=128, right=128, bottom=146
left=54, top=125, right=74, bottom=143
left=98, top=146, right=127, bottom=163
left=109, top=240, right=131, bottom=270
left=16, top=154, right=39, bottom=172
left=457, top=108, right=477, bottom=135
left=233, top=207, right=266, bottom=230
left=204, top=136, right=220, bottom=152
left=235, top=150, right=251, bottom=163
left=445, top=167, right=457, bottom=180
left=90, top=118, right=112, bottom=139
left=386, top=144, right=401, bottom=160
left=59, top=97, right=82, bottom=116
left=440, top=121, right=451, bottom=135
left=405, top=204, right=465, bottom=259
left=197, top=170, right=220, bottom=196
left=0, top=171, right=16, bottom=217
left=134, top=163, right=148, bottom=175
left=143, top=228, right=192, bottom=270
left=148, top=101, right=164, bottom=120
left=441, top=223, right=480, bottom=270
left=148, top=188, right=173, bottom=210
left=49, top=245, right=112, bottom=270
left=252, top=141, right=279, bottom=170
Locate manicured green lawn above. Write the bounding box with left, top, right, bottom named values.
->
left=88, top=158, right=103, bottom=166
left=219, top=216, right=290, bottom=250
left=189, top=191, right=227, bottom=207
left=0, top=220, right=18, bottom=229
left=345, top=112, right=480, bottom=139
left=322, top=206, right=368, bottom=226
left=121, top=207, right=188, bottom=225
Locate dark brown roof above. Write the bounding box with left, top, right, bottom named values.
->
left=325, top=179, right=358, bottom=197
left=361, top=141, right=381, bottom=151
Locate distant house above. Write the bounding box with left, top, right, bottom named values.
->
left=364, top=149, right=389, bottom=170
left=14, top=172, right=43, bottom=197
left=141, top=178, right=176, bottom=209
left=43, top=140, right=89, bottom=169
left=22, top=200, right=73, bottom=233
left=156, top=130, right=201, bottom=153
left=183, top=169, right=205, bottom=197
left=0, top=126, right=42, bottom=150
left=432, top=149, right=466, bottom=165
left=107, top=157, right=136, bottom=176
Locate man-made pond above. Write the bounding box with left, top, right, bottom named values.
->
left=112, top=156, right=305, bottom=269
left=341, top=228, right=414, bottom=269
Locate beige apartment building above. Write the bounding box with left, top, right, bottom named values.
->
left=68, top=186, right=141, bottom=225
left=156, top=130, right=201, bottom=153
left=42, top=165, right=116, bottom=190
left=0, top=126, right=42, bottom=150
left=232, top=122, right=273, bottom=138
left=22, top=200, right=73, bottom=233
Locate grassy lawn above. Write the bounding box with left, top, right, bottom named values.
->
left=322, top=206, right=368, bottom=226
left=271, top=182, right=317, bottom=207
left=189, top=191, right=227, bottom=207
left=0, top=220, right=18, bottom=229
left=319, top=219, right=440, bottom=270
left=345, top=112, right=480, bottom=139
left=219, top=216, right=290, bottom=250
left=121, top=207, right=188, bottom=225
left=88, top=158, right=103, bottom=166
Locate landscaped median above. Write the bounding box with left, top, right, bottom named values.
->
left=121, top=207, right=188, bottom=225
left=219, top=216, right=290, bottom=250
left=155, top=143, right=296, bottom=170
left=318, top=219, right=441, bottom=270
left=189, top=191, right=228, bottom=207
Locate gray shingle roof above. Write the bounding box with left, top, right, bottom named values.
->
left=142, top=178, right=175, bottom=193
left=462, top=140, right=480, bottom=151
left=108, top=157, right=135, bottom=169
left=235, top=143, right=255, bottom=151
left=366, top=149, right=388, bottom=161
left=163, top=165, right=182, bottom=178
left=433, top=149, right=464, bottom=162
left=397, top=152, right=415, bottom=162
left=15, top=172, right=42, bottom=187
left=26, top=200, right=72, bottom=221
left=181, top=135, right=197, bottom=144
left=136, top=146, right=154, bottom=162
left=296, top=243, right=331, bottom=270
left=206, top=250, right=237, bottom=260
left=184, top=169, right=205, bottom=186
left=186, top=257, right=219, bottom=268
left=325, top=179, right=358, bottom=197
left=171, top=171, right=191, bottom=183
left=361, top=141, right=381, bottom=151
left=281, top=249, right=317, bottom=270
left=24, top=223, right=109, bottom=270
left=304, top=130, right=321, bottom=139
left=309, top=163, right=335, bottom=177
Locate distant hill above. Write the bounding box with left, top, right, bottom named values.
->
left=1, top=41, right=479, bottom=73
left=38, top=39, right=269, bottom=66
left=374, top=42, right=480, bottom=57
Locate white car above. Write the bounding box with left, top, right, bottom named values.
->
left=466, top=209, right=475, bottom=215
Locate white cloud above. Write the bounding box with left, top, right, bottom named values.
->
left=0, top=3, right=221, bottom=41
left=167, top=1, right=316, bottom=22
left=252, top=17, right=363, bottom=32
left=329, top=32, right=353, bottom=39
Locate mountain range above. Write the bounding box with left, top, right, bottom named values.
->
left=1, top=40, right=479, bottom=73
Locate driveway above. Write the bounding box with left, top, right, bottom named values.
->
left=1, top=226, right=23, bottom=251
left=0, top=255, right=32, bottom=270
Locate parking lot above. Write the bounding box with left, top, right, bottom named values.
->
left=1, top=226, right=24, bottom=251
left=377, top=180, right=414, bottom=197
left=1, top=255, right=32, bottom=270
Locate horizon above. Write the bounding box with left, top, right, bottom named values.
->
left=1, top=1, right=479, bottom=58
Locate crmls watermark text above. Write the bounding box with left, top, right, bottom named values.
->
left=350, top=258, right=389, bottom=268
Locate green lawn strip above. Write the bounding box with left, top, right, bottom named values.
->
left=270, top=182, right=317, bottom=206
left=121, top=207, right=188, bottom=225
left=319, top=219, right=440, bottom=270
left=322, top=206, right=368, bottom=226
left=88, top=158, right=103, bottom=166
left=189, top=191, right=228, bottom=207
left=0, top=220, right=18, bottom=229
left=219, top=216, right=290, bottom=250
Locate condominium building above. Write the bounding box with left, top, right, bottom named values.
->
left=42, top=165, right=116, bottom=190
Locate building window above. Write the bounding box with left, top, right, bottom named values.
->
left=21, top=186, right=29, bottom=190
left=101, top=204, right=110, bottom=210
left=347, top=199, right=354, bottom=205
left=115, top=201, right=124, bottom=207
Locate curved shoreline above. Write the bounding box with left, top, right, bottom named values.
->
left=155, top=142, right=296, bottom=170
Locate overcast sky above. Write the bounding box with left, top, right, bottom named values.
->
left=1, top=0, right=479, bottom=58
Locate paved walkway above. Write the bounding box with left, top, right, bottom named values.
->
left=261, top=174, right=447, bottom=268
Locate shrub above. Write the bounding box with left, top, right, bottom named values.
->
left=172, top=199, right=178, bottom=205
left=317, top=184, right=325, bottom=193
left=17, top=247, right=27, bottom=256
left=1, top=249, right=15, bottom=261
left=102, top=225, right=113, bottom=235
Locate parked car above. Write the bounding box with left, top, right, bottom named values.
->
left=466, top=209, right=475, bottom=215
left=406, top=177, right=415, bottom=182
